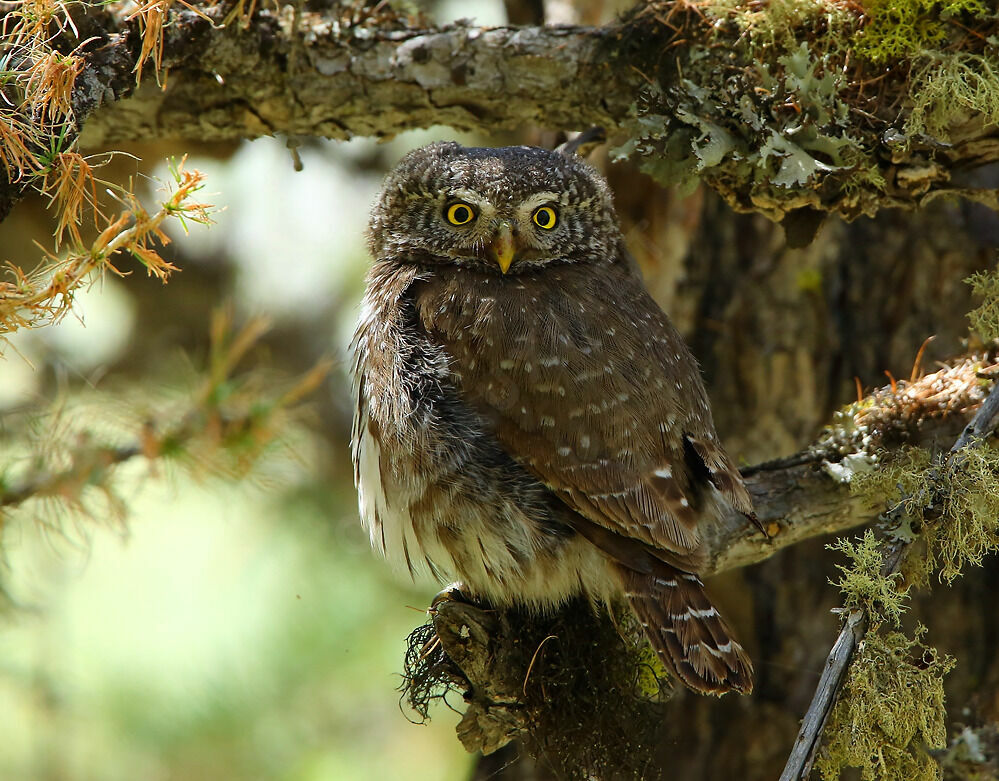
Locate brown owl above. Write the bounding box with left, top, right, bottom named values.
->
left=351, top=142, right=756, bottom=695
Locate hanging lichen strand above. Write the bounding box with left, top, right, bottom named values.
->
left=816, top=626, right=955, bottom=781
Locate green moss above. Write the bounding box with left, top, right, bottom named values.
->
left=817, top=626, right=955, bottom=781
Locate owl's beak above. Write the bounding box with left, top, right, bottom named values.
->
left=489, top=224, right=516, bottom=274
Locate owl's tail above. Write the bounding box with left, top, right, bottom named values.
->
left=614, top=564, right=754, bottom=696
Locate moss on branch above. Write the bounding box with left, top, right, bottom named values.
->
left=614, top=0, right=999, bottom=222
left=3, top=0, right=997, bottom=226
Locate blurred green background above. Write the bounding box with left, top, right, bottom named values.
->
left=0, top=91, right=510, bottom=781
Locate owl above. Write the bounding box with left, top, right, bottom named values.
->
left=351, top=142, right=756, bottom=695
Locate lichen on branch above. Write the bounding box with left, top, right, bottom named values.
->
left=828, top=529, right=911, bottom=626
left=816, top=627, right=955, bottom=781
left=614, top=0, right=999, bottom=222
left=1, top=0, right=992, bottom=227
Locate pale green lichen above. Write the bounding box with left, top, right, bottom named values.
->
left=706, top=0, right=855, bottom=57
left=848, top=441, right=999, bottom=585
left=615, top=0, right=997, bottom=219
left=852, top=0, right=998, bottom=141
left=828, top=529, right=912, bottom=626
left=855, top=0, right=990, bottom=64
left=821, top=437, right=998, bottom=779
left=613, top=40, right=869, bottom=218
left=927, top=446, right=999, bottom=583
left=908, top=51, right=999, bottom=141
left=965, top=269, right=999, bottom=343
left=849, top=446, right=934, bottom=519
left=817, top=626, right=956, bottom=781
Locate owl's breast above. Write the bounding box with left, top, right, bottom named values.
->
left=351, top=265, right=615, bottom=604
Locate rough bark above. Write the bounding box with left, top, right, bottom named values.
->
left=2, top=1, right=998, bottom=222
left=78, top=13, right=633, bottom=146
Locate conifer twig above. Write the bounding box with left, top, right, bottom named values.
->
left=0, top=317, right=332, bottom=517
left=779, top=377, right=999, bottom=781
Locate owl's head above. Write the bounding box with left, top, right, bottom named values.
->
left=368, top=142, right=621, bottom=275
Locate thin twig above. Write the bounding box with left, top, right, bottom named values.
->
left=779, top=610, right=867, bottom=781
left=0, top=444, right=141, bottom=508
left=779, top=376, right=999, bottom=781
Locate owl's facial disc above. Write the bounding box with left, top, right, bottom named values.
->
left=369, top=143, right=622, bottom=273
left=439, top=191, right=551, bottom=274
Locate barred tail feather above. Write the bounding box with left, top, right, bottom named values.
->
left=615, top=564, right=753, bottom=696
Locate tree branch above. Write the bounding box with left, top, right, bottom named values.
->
left=79, top=11, right=633, bottom=147
left=4, top=1, right=999, bottom=223
left=701, top=356, right=991, bottom=575
left=407, top=355, right=995, bottom=762
left=779, top=372, right=999, bottom=781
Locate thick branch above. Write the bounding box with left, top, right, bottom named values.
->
left=4, top=2, right=998, bottom=223
left=79, top=11, right=634, bottom=147
left=701, top=357, right=990, bottom=574
left=410, top=356, right=993, bottom=761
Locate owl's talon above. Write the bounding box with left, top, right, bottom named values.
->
left=431, top=582, right=470, bottom=611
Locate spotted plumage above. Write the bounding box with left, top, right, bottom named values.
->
left=351, top=142, right=756, bottom=695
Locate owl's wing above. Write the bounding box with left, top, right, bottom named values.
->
left=414, top=261, right=753, bottom=560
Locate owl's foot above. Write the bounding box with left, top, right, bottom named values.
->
left=430, top=581, right=470, bottom=611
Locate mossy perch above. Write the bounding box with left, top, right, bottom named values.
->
left=403, top=597, right=671, bottom=779
left=2, top=0, right=999, bottom=224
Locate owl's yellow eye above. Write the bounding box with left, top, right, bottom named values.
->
left=532, top=206, right=558, bottom=230
left=446, top=203, right=476, bottom=226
